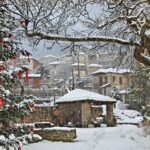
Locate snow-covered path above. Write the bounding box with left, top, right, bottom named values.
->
left=22, top=125, right=150, bottom=150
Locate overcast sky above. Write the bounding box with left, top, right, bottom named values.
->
left=21, top=3, right=104, bottom=59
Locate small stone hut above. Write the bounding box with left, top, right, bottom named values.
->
left=56, top=89, right=116, bottom=127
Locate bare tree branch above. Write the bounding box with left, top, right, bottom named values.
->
left=27, top=32, right=140, bottom=47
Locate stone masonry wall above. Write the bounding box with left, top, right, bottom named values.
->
left=34, top=128, right=76, bottom=142
left=17, top=107, right=53, bottom=123
left=81, top=102, right=92, bottom=127
left=58, top=102, right=82, bottom=126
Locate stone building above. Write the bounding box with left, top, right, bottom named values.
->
left=88, top=64, right=102, bottom=74
left=92, top=68, right=132, bottom=103
left=71, top=63, right=87, bottom=78
left=39, top=54, right=59, bottom=65
left=56, top=89, right=116, bottom=127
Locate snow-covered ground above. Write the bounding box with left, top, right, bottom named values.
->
left=22, top=125, right=150, bottom=150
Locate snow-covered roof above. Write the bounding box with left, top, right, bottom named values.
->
left=71, top=63, right=85, bottom=67
left=20, top=55, right=38, bottom=61
left=22, top=74, right=41, bottom=77
left=88, top=64, right=102, bottom=67
left=43, top=54, right=59, bottom=59
left=92, top=68, right=131, bottom=75
left=56, top=89, right=116, bottom=103
left=100, top=83, right=111, bottom=88
left=49, top=61, right=65, bottom=65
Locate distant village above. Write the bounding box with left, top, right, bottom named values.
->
left=7, top=50, right=131, bottom=100
left=4, top=50, right=147, bottom=128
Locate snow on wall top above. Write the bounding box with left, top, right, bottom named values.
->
left=92, top=68, right=131, bottom=74
left=56, top=89, right=116, bottom=103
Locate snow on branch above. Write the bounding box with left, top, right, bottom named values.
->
left=141, top=53, right=150, bottom=66
left=141, top=53, right=150, bottom=61
left=27, top=32, right=141, bottom=46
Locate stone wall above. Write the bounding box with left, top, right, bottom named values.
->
left=34, top=128, right=76, bottom=142
left=18, top=107, right=53, bottom=123
left=58, top=102, right=82, bottom=126
left=81, top=102, right=92, bottom=127
left=58, top=101, right=103, bottom=127
left=106, top=103, right=115, bottom=127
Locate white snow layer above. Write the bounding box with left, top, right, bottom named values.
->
left=102, top=101, right=143, bottom=124
left=71, top=63, right=86, bottom=67
left=56, top=89, right=116, bottom=103
left=88, top=64, right=102, bottom=67
left=21, top=125, right=150, bottom=150
left=92, top=68, right=131, bottom=74
left=22, top=74, right=41, bottom=77
left=49, top=61, right=66, bottom=65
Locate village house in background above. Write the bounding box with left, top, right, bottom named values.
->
left=7, top=56, right=42, bottom=71
left=37, top=49, right=128, bottom=97
left=21, top=73, right=42, bottom=92
left=6, top=56, right=43, bottom=96
left=4, top=49, right=133, bottom=102
left=38, top=54, right=59, bottom=65
left=92, top=68, right=132, bottom=103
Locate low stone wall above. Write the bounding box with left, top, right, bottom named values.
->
left=34, top=127, right=76, bottom=142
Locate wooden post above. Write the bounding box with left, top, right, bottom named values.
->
left=106, top=103, right=115, bottom=127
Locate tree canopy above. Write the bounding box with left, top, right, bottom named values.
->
left=0, top=1, right=34, bottom=149
left=5, top=0, right=150, bottom=66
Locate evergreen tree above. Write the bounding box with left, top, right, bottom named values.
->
left=0, top=1, right=34, bottom=149
left=131, top=66, right=150, bottom=115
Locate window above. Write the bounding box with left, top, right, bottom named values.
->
left=99, top=76, right=103, bottom=85
left=113, top=76, right=116, bottom=83
left=119, top=77, right=123, bottom=85
left=104, top=88, right=106, bottom=95
left=105, top=76, right=107, bottom=83
left=29, top=79, right=33, bottom=88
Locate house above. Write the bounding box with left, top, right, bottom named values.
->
left=39, top=54, right=59, bottom=65
left=71, top=63, right=87, bottom=78
left=56, top=89, right=116, bottom=127
left=92, top=68, right=132, bottom=103
left=7, top=56, right=41, bottom=71
left=47, top=61, right=66, bottom=76
left=21, top=73, right=42, bottom=89
left=88, top=64, right=102, bottom=74
left=20, top=57, right=41, bottom=71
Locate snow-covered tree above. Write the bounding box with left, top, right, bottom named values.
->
left=5, top=0, right=150, bottom=67
left=0, top=1, right=34, bottom=149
